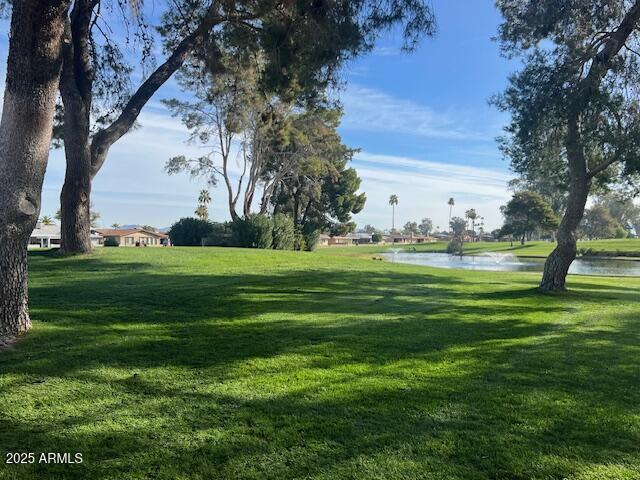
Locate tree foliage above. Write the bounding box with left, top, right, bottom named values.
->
left=232, top=214, right=273, bottom=249
left=169, top=217, right=213, bottom=246
left=500, top=191, right=559, bottom=244
left=402, top=221, right=418, bottom=235
left=579, top=204, right=620, bottom=240
left=419, top=218, right=433, bottom=236
left=595, top=191, right=640, bottom=235
left=268, top=107, right=366, bottom=236
left=272, top=213, right=295, bottom=250
left=447, top=216, right=467, bottom=255
left=195, top=189, right=211, bottom=221
left=494, top=0, right=640, bottom=290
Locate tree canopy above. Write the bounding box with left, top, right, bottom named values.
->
left=579, top=204, right=620, bottom=240
left=419, top=218, right=433, bottom=236
left=500, top=191, right=559, bottom=245
left=494, top=0, right=640, bottom=290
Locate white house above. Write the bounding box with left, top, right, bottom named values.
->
left=28, top=223, right=61, bottom=249
left=90, top=229, right=104, bottom=246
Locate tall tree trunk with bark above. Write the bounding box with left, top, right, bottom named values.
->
left=540, top=116, right=590, bottom=291
left=538, top=3, right=640, bottom=291
left=0, top=1, right=69, bottom=344
left=60, top=2, right=94, bottom=254
left=60, top=5, right=220, bottom=253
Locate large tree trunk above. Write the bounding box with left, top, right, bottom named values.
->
left=0, top=1, right=69, bottom=344
left=60, top=7, right=94, bottom=254
left=60, top=140, right=92, bottom=254
left=540, top=116, right=590, bottom=292
left=60, top=5, right=220, bottom=250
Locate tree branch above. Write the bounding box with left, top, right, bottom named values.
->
left=89, top=3, right=221, bottom=178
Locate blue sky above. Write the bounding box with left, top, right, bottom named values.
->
left=0, top=0, right=518, bottom=231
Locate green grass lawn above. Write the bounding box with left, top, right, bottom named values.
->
left=321, top=238, right=640, bottom=258
left=1, top=247, right=640, bottom=479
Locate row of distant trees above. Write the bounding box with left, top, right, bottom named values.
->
left=359, top=218, right=433, bottom=237
left=387, top=195, right=485, bottom=239
left=497, top=190, right=639, bottom=245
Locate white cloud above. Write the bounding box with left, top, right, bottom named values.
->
left=38, top=108, right=512, bottom=230
left=339, top=84, right=493, bottom=141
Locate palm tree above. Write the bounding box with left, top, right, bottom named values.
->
left=40, top=215, right=54, bottom=226
left=465, top=208, right=478, bottom=242
left=111, top=223, right=121, bottom=229
left=388, top=195, right=399, bottom=231
left=196, top=189, right=212, bottom=221
left=198, top=189, right=211, bottom=206
left=447, top=197, right=455, bottom=232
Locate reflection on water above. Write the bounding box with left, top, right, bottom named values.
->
left=386, top=252, right=640, bottom=276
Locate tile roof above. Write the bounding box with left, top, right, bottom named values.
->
left=95, top=228, right=167, bottom=238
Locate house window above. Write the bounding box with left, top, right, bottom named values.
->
left=125, top=237, right=134, bottom=245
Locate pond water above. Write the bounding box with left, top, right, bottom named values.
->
left=384, top=252, right=640, bottom=276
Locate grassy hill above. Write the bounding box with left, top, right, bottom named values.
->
left=1, top=247, right=639, bottom=479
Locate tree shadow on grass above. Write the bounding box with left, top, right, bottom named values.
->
left=3, top=309, right=639, bottom=479
left=3, top=260, right=572, bottom=377
left=1, top=252, right=639, bottom=479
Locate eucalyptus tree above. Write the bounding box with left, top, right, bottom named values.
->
left=596, top=191, right=640, bottom=235
left=419, top=217, right=433, bottom=236
left=579, top=205, right=619, bottom=240
left=402, top=221, right=419, bottom=236
left=59, top=0, right=437, bottom=254
left=0, top=1, right=70, bottom=343
left=494, top=0, right=640, bottom=290
left=164, top=51, right=277, bottom=222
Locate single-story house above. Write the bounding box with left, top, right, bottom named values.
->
left=318, top=234, right=354, bottom=247
left=383, top=234, right=434, bottom=244
left=28, top=223, right=61, bottom=249
left=346, top=233, right=374, bottom=245
left=431, top=232, right=451, bottom=240
left=90, top=229, right=104, bottom=246
left=94, top=228, right=169, bottom=247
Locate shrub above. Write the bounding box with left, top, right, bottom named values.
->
left=232, top=214, right=273, bottom=249
left=203, top=222, right=234, bottom=247
left=294, top=228, right=308, bottom=252
left=446, top=239, right=463, bottom=255
left=103, top=237, right=119, bottom=247
left=615, top=226, right=628, bottom=239
left=303, top=228, right=320, bottom=251
left=294, top=225, right=318, bottom=251
left=371, top=232, right=382, bottom=243
left=272, top=214, right=295, bottom=250
left=169, top=217, right=214, bottom=246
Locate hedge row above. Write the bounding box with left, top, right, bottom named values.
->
left=169, top=214, right=319, bottom=251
